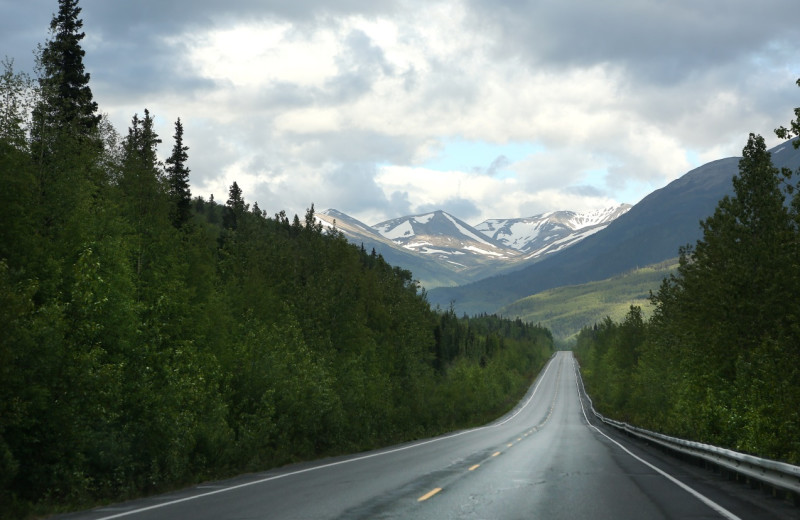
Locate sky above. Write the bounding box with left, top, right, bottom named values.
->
left=2, top=0, right=799, bottom=226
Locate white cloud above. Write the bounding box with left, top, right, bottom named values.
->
left=3, top=0, right=799, bottom=225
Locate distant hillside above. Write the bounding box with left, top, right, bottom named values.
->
left=498, top=260, right=677, bottom=342
left=428, top=139, right=800, bottom=315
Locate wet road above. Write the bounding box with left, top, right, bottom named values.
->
left=59, top=351, right=794, bottom=519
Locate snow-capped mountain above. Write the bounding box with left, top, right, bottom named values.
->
left=314, top=209, right=483, bottom=288
left=475, top=204, right=632, bottom=260
left=315, top=205, right=630, bottom=289
left=373, top=210, right=518, bottom=262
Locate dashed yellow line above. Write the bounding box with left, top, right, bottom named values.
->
left=492, top=451, right=501, bottom=457
left=507, top=443, right=513, bottom=447
left=469, top=464, right=480, bottom=471
left=418, top=487, right=442, bottom=502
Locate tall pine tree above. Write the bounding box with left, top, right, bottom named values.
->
left=27, top=0, right=105, bottom=300
left=224, top=181, right=246, bottom=230
left=165, top=118, right=192, bottom=229
left=32, top=0, right=101, bottom=151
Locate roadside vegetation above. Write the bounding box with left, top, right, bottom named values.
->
left=0, top=2, right=553, bottom=517
left=575, top=98, right=800, bottom=465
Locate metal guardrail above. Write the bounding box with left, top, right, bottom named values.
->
left=573, top=361, right=800, bottom=498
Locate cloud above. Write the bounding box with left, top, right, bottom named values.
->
left=2, top=0, right=799, bottom=227
left=465, top=0, right=798, bottom=82
left=418, top=197, right=481, bottom=221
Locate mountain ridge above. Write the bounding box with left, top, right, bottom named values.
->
left=426, top=139, right=800, bottom=315
left=475, top=204, right=631, bottom=259
left=315, top=205, right=631, bottom=289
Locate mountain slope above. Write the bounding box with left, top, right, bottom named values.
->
left=315, top=210, right=469, bottom=288
left=498, top=259, right=677, bottom=342
left=475, top=204, right=631, bottom=259
left=317, top=205, right=632, bottom=290
left=428, top=139, right=800, bottom=315
left=374, top=210, right=518, bottom=260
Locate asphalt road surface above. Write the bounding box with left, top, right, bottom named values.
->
left=59, top=351, right=797, bottom=519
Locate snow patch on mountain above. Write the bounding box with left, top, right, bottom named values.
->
left=382, top=220, right=415, bottom=240
left=476, top=204, right=631, bottom=259
left=316, top=205, right=631, bottom=289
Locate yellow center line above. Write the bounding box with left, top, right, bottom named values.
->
left=492, top=451, right=501, bottom=457
left=507, top=443, right=513, bottom=447
left=418, top=487, right=442, bottom=502
left=468, top=464, right=480, bottom=471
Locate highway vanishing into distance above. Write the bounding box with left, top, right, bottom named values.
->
left=59, top=352, right=796, bottom=520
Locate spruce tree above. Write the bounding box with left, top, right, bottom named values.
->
left=165, top=118, right=192, bottom=229
left=29, top=0, right=103, bottom=251
left=224, top=181, right=246, bottom=230
left=33, top=0, right=100, bottom=145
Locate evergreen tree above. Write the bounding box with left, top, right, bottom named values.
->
left=224, top=181, right=246, bottom=230
left=165, top=118, right=192, bottom=229
left=32, top=0, right=100, bottom=149
left=26, top=0, right=104, bottom=261
left=118, top=109, right=168, bottom=295
left=120, top=109, right=163, bottom=212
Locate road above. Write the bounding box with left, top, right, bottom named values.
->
left=59, top=351, right=796, bottom=519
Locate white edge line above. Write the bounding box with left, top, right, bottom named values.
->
left=94, top=354, right=560, bottom=519
left=571, top=357, right=743, bottom=520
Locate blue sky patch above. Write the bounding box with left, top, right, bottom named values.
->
left=422, top=139, right=543, bottom=177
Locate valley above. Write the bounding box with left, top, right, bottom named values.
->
left=320, top=139, right=800, bottom=340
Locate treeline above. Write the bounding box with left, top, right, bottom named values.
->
left=575, top=116, right=800, bottom=465
left=0, top=1, right=553, bottom=516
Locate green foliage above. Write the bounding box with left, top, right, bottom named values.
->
left=33, top=0, right=100, bottom=137
left=0, top=5, right=554, bottom=515
left=575, top=124, right=800, bottom=465
left=165, top=118, right=191, bottom=230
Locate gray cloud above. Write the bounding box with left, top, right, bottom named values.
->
left=473, top=155, right=510, bottom=176
left=386, top=191, right=413, bottom=220
left=418, top=197, right=481, bottom=221
left=564, top=184, right=606, bottom=198
left=5, top=0, right=402, bottom=99
left=285, top=129, right=423, bottom=167
left=324, top=30, right=394, bottom=103
left=466, top=0, right=798, bottom=84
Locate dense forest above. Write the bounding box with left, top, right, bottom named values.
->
left=575, top=105, right=800, bottom=465
left=0, top=1, right=553, bottom=516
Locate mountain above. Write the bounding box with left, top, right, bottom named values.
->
left=374, top=210, right=519, bottom=261
left=316, top=209, right=526, bottom=288
left=314, top=210, right=469, bottom=288
left=427, top=139, right=800, bottom=315
left=316, top=205, right=633, bottom=290
left=475, top=204, right=631, bottom=259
